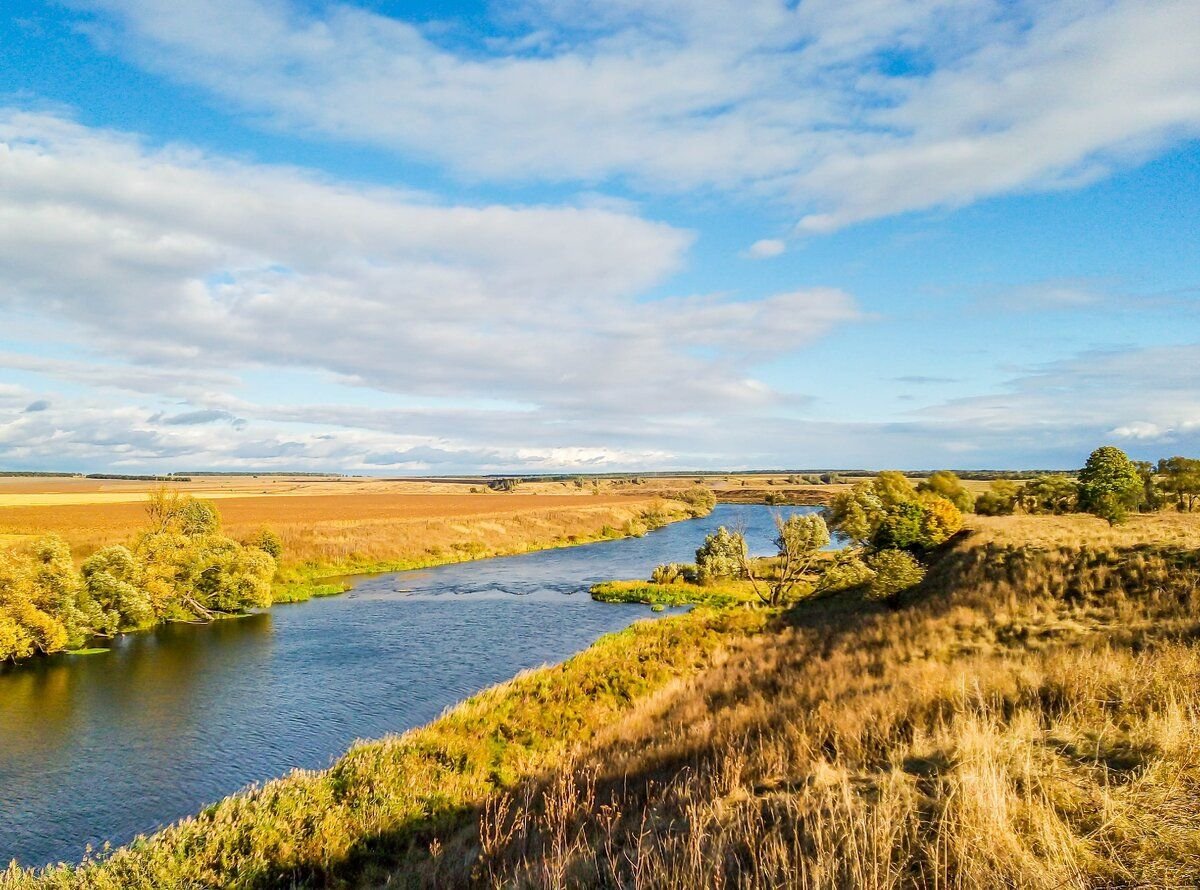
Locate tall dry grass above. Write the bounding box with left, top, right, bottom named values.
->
left=389, top=523, right=1200, bottom=888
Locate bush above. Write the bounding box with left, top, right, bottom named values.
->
left=866, top=549, right=926, bottom=601
left=974, top=481, right=1019, bottom=515
left=917, top=471, right=975, bottom=512
left=245, top=527, right=284, bottom=560
left=651, top=563, right=692, bottom=584
left=678, top=486, right=716, bottom=517
left=695, top=527, right=746, bottom=583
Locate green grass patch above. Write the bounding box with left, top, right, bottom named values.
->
left=590, top=578, right=761, bottom=608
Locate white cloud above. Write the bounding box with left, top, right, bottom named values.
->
left=72, top=0, right=1200, bottom=230
left=0, top=110, right=864, bottom=470
left=746, top=239, right=786, bottom=259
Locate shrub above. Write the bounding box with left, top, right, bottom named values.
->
left=695, top=527, right=747, bottom=583
left=1018, top=474, right=1079, bottom=514
left=245, top=527, right=284, bottom=560
left=917, top=471, right=975, bottom=512
left=866, top=549, right=926, bottom=601
left=678, top=486, right=716, bottom=517
left=651, top=563, right=690, bottom=584
left=974, top=480, right=1019, bottom=515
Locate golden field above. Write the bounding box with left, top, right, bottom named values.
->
left=0, top=476, right=691, bottom=574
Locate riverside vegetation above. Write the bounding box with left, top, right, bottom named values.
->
left=0, top=487, right=708, bottom=664
left=6, top=447, right=1200, bottom=886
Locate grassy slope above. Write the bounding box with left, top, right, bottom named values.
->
left=2, top=609, right=765, bottom=889
left=388, top=516, right=1200, bottom=888
left=9, top=513, right=1200, bottom=888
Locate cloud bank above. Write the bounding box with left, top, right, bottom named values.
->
left=75, top=0, right=1200, bottom=232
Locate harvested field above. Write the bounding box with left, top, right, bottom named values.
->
left=0, top=491, right=673, bottom=568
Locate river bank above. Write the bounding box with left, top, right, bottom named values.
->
left=0, top=504, right=793, bottom=871
left=9, top=512, right=1200, bottom=886
left=270, top=497, right=698, bottom=602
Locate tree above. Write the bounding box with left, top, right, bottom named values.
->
left=917, top=471, right=975, bottom=512
left=827, top=482, right=885, bottom=546
left=245, top=527, right=284, bottom=560
left=0, top=544, right=71, bottom=659
left=1134, top=460, right=1162, bottom=512
left=873, top=501, right=926, bottom=551
left=873, top=471, right=918, bottom=508
left=178, top=499, right=221, bottom=536
left=28, top=536, right=88, bottom=647
left=974, top=480, right=1019, bottom=516
left=1158, top=456, right=1200, bottom=511
left=918, top=493, right=964, bottom=545
left=1017, top=474, right=1079, bottom=515
left=828, top=477, right=962, bottom=553
left=1078, top=446, right=1143, bottom=524
left=82, top=545, right=154, bottom=632
left=865, top=550, right=926, bottom=602
left=695, top=527, right=747, bottom=583
left=741, top=513, right=831, bottom=607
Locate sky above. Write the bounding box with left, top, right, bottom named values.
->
left=0, top=0, right=1198, bottom=474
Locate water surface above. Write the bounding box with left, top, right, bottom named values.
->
left=0, top=503, right=815, bottom=867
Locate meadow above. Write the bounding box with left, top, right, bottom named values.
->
left=8, top=508, right=1200, bottom=888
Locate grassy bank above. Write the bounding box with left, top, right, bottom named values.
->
left=2, top=608, right=765, bottom=887
left=11, top=513, right=1200, bottom=887
left=590, top=577, right=759, bottom=608
left=272, top=499, right=694, bottom=603
left=409, top=519, right=1200, bottom=889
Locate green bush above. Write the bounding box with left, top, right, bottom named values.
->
left=694, top=527, right=747, bottom=583
left=866, top=549, right=926, bottom=601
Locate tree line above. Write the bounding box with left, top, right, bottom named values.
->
left=666, top=444, right=1198, bottom=611
left=974, top=447, right=1200, bottom=524
left=0, top=490, right=282, bottom=662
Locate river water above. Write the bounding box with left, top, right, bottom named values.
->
left=0, top=503, right=816, bottom=867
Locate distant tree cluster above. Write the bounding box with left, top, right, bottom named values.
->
left=0, top=490, right=281, bottom=662
left=487, top=477, right=522, bottom=492
left=970, top=446, right=1199, bottom=525
left=675, top=473, right=966, bottom=608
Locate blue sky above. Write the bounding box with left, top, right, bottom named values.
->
left=0, top=0, right=1198, bottom=473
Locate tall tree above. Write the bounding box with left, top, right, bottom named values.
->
left=1078, top=446, right=1143, bottom=524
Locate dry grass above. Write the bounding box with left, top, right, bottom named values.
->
left=968, top=510, right=1200, bottom=549
left=382, top=520, right=1200, bottom=889
left=0, top=492, right=675, bottom=568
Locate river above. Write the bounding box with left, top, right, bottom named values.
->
left=0, top=503, right=818, bottom=867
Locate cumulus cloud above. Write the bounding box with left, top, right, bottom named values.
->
left=0, top=110, right=866, bottom=471
left=70, top=0, right=1200, bottom=230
